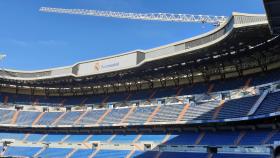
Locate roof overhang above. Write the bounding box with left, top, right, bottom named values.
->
left=264, top=0, right=280, bottom=35
left=0, top=13, right=269, bottom=82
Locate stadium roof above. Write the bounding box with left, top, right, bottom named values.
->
left=0, top=13, right=269, bottom=81
left=1, top=12, right=280, bottom=96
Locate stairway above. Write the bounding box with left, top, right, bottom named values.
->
left=247, top=90, right=269, bottom=116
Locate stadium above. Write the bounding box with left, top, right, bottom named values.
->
left=0, top=0, right=280, bottom=158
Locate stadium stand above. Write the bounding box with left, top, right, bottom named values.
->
left=0, top=5, right=279, bottom=157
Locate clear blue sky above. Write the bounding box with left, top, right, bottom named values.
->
left=0, top=0, right=265, bottom=70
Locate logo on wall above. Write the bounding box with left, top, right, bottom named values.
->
left=94, top=62, right=101, bottom=71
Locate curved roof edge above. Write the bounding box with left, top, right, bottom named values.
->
left=0, top=13, right=268, bottom=81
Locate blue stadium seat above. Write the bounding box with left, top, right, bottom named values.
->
left=89, top=135, right=112, bottom=142
left=16, top=111, right=40, bottom=125
left=4, top=146, right=41, bottom=157
left=152, top=104, right=184, bottom=122
left=239, top=130, right=269, bottom=145
left=101, top=108, right=129, bottom=125
left=42, top=134, right=66, bottom=142
left=70, top=149, right=93, bottom=158
left=217, top=96, right=259, bottom=119
left=255, top=91, right=280, bottom=115
left=125, top=106, right=156, bottom=124
left=55, top=111, right=83, bottom=125
left=0, top=109, right=15, bottom=124
left=26, top=134, right=44, bottom=142
left=213, top=153, right=271, bottom=158
left=165, top=132, right=200, bottom=145
left=112, top=134, right=137, bottom=143
left=65, top=134, right=89, bottom=142
left=36, top=112, right=61, bottom=125
left=0, top=132, right=25, bottom=140
left=94, top=150, right=130, bottom=158
left=77, top=110, right=106, bottom=125
left=38, top=148, right=72, bottom=157
left=200, top=131, right=239, bottom=145
left=139, top=134, right=166, bottom=142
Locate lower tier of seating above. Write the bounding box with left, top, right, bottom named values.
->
left=1, top=147, right=272, bottom=158
left=0, top=129, right=279, bottom=146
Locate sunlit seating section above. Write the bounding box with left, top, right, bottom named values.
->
left=151, top=104, right=184, bottom=122
left=16, top=111, right=40, bottom=125
left=0, top=132, right=25, bottom=140
left=38, top=148, right=72, bottom=157
left=0, top=109, right=15, bottom=124
left=101, top=108, right=130, bottom=125
left=55, top=111, right=83, bottom=125
left=36, top=112, right=61, bottom=125
left=4, top=146, right=41, bottom=157
left=69, top=149, right=93, bottom=158
left=124, top=106, right=156, bottom=124
left=182, top=101, right=219, bottom=121
left=26, top=133, right=44, bottom=142
left=77, top=109, right=106, bottom=125
left=138, top=134, right=166, bottom=143
left=112, top=134, right=137, bottom=143
left=65, top=134, right=89, bottom=142
left=94, top=150, right=130, bottom=158
left=89, top=135, right=112, bottom=142
left=42, top=134, right=66, bottom=142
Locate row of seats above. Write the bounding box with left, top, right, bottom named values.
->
left=0, top=129, right=278, bottom=145
left=2, top=91, right=280, bottom=126
left=138, top=152, right=270, bottom=158
left=1, top=69, right=280, bottom=106
left=2, top=147, right=271, bottom=158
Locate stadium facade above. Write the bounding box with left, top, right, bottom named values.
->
left=0, top=0, right=280, bottom=157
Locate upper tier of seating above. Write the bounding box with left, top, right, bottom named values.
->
left=1, top=69, right=280, bottom=106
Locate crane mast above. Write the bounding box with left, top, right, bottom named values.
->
left=39, top=7, right=228, bottom=26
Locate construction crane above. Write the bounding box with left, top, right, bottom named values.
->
left=39, top=7, right=228, bottom=26
left=0, top=54, right=6, bottom=61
